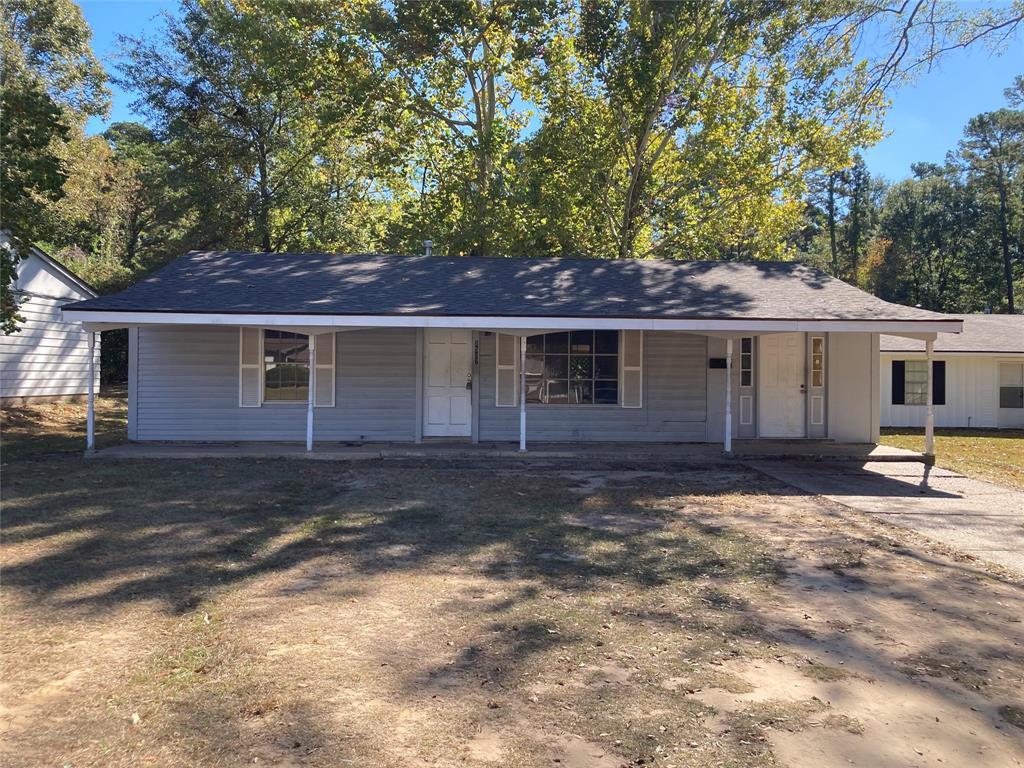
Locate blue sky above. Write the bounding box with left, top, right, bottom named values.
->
left=80, top=0, right=1022, bottom=182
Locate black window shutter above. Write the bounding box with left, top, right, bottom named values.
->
left=892, top=361, right=905, bottom=405
left=933, top=361, right=946, bottom=406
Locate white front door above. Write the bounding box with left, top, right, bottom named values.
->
left=423, top=329, right=472, bottom=437
left=759, top=332, right=806, bottom=438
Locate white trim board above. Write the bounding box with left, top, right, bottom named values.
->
left=65, top=310, right=963, bottom=335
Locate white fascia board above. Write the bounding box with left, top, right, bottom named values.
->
left=881, top=350, right=1024, bottom=358
left=63, top=310, right=964, bottom=335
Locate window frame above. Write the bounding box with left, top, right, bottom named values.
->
left=902, top=359, right=929, bottom=406
left=524, top=330, right=621, bottom=406
left=262, top=329, right=312, bottom=404
left=999, top=361, right=1024, bottom=410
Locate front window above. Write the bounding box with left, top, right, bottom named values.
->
left=903, top=360, right=928, bottom=406
left=264, top=330, right=309, bottom=401
left=525, top=330, right=619, bottom=404
left=1000, top=363, right=1024, bottom=409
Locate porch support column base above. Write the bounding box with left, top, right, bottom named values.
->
left=924, top=338, right=935, bottom=457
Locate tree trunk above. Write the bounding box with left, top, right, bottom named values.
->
left=255, top=135, right=272, bottom=253
left=996, top=165, right=1014, bottom=313
left=826, top=174, right=838, bottom=275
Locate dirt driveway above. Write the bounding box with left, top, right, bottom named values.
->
left=2, top=457, right=1023, bottom=768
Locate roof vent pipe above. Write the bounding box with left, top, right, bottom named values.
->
left=424, top=240, right=433, bottom=257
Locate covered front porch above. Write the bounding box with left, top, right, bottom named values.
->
left=66, top=320, right=954, bottom=458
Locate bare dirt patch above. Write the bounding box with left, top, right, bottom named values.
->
left=1, top=454, right=1022, bottom=767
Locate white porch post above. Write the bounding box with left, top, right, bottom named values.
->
left=86, top=330, right=96, bottom=452
left=925, top=338, right=935, bottom=457
left=724, top=337, right=733, bottom=455
left=306, top=334, right=316, bottom=452
left=519, top=336, right=527, bottom=452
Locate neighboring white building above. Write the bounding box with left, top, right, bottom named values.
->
left=1, top=233, right=99, bottom=403
left=880, top=314, right=1024, bottom=429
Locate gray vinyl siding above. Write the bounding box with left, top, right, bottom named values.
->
left=134, top=326, right=417, bottom=441
left=477, top=331, right=708, bottom=442
left=1, top=294, right=98, bottom=399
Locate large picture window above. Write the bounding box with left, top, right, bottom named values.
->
left=264, top=330, right=309, bottom=401
left=525, top=330, right=619, bottom=404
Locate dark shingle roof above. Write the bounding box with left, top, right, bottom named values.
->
left=881, top=314, right=1024, bottom=353
left=65, top=250, right=952, bottom=322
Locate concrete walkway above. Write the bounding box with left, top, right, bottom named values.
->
left=750, top=460, right=1024, bottom=575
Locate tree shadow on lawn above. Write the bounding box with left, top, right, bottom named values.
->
left=0, top=457, right=786, bottom=616
left=4, top=456, right=1024, bottom=767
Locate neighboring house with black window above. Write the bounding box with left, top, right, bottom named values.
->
left=881, top=314, right=1024, bottom=430
left=61, top=250, right=962, bottom=452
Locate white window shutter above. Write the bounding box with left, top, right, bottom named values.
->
left=495, top=333, right=519, bottom=407
left=239, top=327, right=262, bottom=407
left=314, top=332, right=335, bottom=407
left=620, top=330, right=643, bottom=408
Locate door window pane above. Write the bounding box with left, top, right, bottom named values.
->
left=740, top=337, right=753, bottom=387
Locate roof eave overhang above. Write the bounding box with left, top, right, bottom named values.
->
left=62, top=309, right=964, bottom=335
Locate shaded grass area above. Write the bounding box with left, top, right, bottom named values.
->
left=1, top=389, right=127, bottom=461
left=0, top=453, right=801, bottom=768
left=3, top=403, right=1023, bottom=767
left=881, top=427, right=1024, bottom=490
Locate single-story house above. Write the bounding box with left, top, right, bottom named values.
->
left=61, top=250, right=962, bottom=454
left=1, top=232, right=99, bottom=404
left=881, top=314, right=1024, bottom=430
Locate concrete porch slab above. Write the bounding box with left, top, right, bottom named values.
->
left=85, top=440, right=926, bottom=464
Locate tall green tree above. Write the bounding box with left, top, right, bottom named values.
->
left=118, top=0, right=394, bottom=255
left=1, top=0, right=108, bottom=331
left=565, top=0, right=887, bottom=259
left=958, top=108, right=1024, bottom=312
left=359, top=0, right=559, bottom=256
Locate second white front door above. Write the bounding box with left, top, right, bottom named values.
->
left=759, top=332, right=806, bottom=438
left=424, top=329, right=472, bottom=437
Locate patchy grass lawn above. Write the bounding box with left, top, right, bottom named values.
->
left=2, top=402, right=1023, bottom=768
left=881, top=427, right=1024, bottom=490
left=1, top=389, right=127, bottom=462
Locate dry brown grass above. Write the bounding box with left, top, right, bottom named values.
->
left=2, top=402, right=1023, bottom=767
left=1, top=389, right=126, bottom=461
